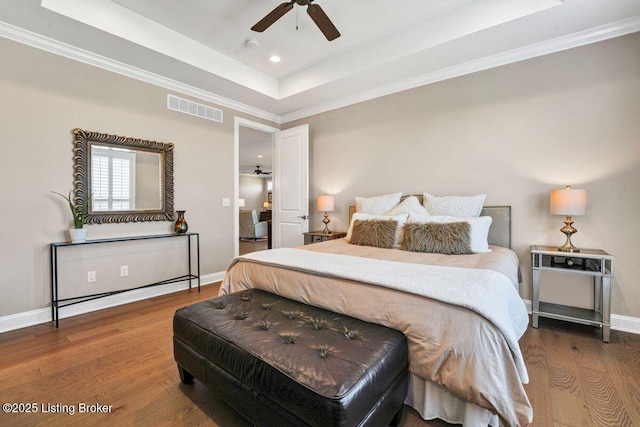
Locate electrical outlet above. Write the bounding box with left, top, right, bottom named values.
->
left=88, top=271, right=96, bottom=283
left=120, top=265, right=128, bottom=277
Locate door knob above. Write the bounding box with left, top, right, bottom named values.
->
left=297, top=215, right=309, bottom=220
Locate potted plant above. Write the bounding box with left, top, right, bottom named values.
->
left=52, top=190, right=89, bottom=243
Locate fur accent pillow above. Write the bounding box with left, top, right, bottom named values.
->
left=401, top=222, right=473, bottom=255
left=349, top=219, right=398, bottom=249
left=346, top=212, right=408, bottom=247
left=412, top=215, right=492, bottom=253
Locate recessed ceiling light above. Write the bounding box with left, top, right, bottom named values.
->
left=258, top=155, right=263, bottom=158
left=270, top=55, right=281, bottom=63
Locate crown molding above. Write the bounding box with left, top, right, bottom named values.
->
left=280, top=16, right=640, bottom=123
left=2, top=16, right=639, bottom=126
left=0, top=21, right=281, bottom=124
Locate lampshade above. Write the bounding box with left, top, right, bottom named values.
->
left=238, top=198, right=245, bottom=208
left=263, top=201, right=270, bottom=209
left=550, top=186, right=587, bottom=216
left=317, top=194, right=335, bottom=212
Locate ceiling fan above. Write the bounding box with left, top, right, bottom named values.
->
left=251, top=0, right=341, bottom=41
left=250, top=165, right=271, bottom=176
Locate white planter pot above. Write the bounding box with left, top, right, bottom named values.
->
left=68, top=228, right=88, bottom=243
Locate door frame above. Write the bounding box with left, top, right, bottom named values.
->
left=234, top=117, right=279, bottom=257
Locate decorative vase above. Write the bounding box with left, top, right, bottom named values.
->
left=68, top=228, right=88, bottom=243
left=174, top=210, right=188, bottom=234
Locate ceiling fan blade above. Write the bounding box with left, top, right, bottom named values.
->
left=251, top=2, right=295, bottom=33
left=307, top=3, right=340, bottom=41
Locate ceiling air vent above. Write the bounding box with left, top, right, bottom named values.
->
left=167, top=94, right=223, bottom=123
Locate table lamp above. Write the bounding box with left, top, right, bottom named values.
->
left=263, top=201, right=270, bottom=210
left=238, top=198, right=245, bottom=208
left=550, top=185, right=587, bottom=252
left=317, top=194, right=335, bottom=234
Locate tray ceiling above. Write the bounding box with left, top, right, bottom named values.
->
left=1, top=0, right=639, bottom=122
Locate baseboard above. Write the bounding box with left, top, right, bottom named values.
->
left=610, top=314, right=640, bottom=335
left=0, top=271, right=225, bottom=333
left=522, top=298, right=640, bottom=335
left=3, top=288, right=638, bottom=336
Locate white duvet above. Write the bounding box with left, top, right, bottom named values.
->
left=221, top=240, right=533, bottom=426
left=234, top=247, right=529, bottom=383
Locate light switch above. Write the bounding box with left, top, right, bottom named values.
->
left=222, top=198, right=231, bottom=207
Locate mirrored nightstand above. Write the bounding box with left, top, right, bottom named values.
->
left=531, top=245, right=614, bottom=342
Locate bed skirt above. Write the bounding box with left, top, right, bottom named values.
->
left=407, top=374, right=500, bottom=427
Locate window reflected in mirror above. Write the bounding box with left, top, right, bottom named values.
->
left=90, top=144, right=163, bottom=212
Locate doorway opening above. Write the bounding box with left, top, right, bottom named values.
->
left=234, top=117, right=278, bottom=257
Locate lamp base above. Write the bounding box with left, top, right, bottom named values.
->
left=558, top=244, right=580, bottom=253
left=558, top=215, right=580, bottom=253
left=321, top=212, right=331, bottom=234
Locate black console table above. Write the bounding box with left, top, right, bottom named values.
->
left=50, top=232, right=200, bottom=327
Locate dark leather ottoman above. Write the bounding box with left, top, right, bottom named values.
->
left=173, top=289, right=408, bottom=427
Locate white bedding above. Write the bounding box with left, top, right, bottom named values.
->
left=221, top=239, right=532, bottom=426
left=234, top=247, right=529, bottom=382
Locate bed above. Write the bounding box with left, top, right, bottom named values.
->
left=221, top=195, right=532, bottom=427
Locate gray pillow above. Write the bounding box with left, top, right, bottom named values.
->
left=401, top=222, right=473, bottom=255
left=349, top=219, right=398, bottom=249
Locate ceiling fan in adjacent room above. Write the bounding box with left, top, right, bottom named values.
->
left=251, top=0, right=341, bottom=41
left=247, top=165, right=272, bottom=176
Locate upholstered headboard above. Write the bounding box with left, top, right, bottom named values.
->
left=348, top=195, right=512, bottom=249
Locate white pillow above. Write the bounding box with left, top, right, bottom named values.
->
left=413, top=215, right=492, bottom=253
left=355, top=192, right=402, bottom=215
left=407, top=212, right=431, bottom=223
left=346, top=212, right=408, bottom=248
left=384, top=196, right=429, bottom=217
left=422, top=193, right=486, bottom=217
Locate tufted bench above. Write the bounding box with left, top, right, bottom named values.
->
left=173, top=289, right=408, bottom=427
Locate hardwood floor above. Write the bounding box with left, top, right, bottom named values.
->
left=520, top=318, right=640, bottom=427
left=0, top=283, right=638, bottom=427
left=239, top=238, right=268, bottom=255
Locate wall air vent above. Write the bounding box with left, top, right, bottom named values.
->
left=167, top=94, right=223, bottom=123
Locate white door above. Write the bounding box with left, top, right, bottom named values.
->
left=273, top=124, right=309, bottom=248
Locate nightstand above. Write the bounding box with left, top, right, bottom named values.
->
left=531, top=245, right=614, bottom=342
left=303, top=231, right=347, bottom=245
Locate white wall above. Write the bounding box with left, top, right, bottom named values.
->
left=287, top=33, right=640, bottom=319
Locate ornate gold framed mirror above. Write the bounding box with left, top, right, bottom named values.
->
left=72, top=128, right=174, bottom=224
